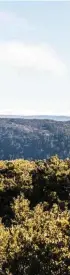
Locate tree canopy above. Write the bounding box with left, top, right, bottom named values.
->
left=0, top=156, right=70, bottom=274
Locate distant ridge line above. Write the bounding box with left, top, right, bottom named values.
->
left=0, top=114, right=70, bottom=121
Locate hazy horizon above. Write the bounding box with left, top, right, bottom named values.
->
left=0, top=113, right=70, bottom=119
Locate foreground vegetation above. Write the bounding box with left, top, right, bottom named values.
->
left=0, top=156, right=70, bottom=274
left=0, top=118, right=70, bottom=160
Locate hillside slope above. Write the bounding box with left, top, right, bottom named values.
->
left=0, top=118, right=70, bottom=159
left=0, top=156, right=70, bottom=274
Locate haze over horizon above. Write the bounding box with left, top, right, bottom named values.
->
left=0, top=1, right=70, bottom=115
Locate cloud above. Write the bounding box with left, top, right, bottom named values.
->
left=0, top=41, right=67, bottom=76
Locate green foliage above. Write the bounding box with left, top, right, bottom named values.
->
left=0, top=156, right=70, bottom=274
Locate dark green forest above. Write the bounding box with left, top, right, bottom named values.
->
left=0, top=156, right=70, bottom=274
left=0, top=118, right=70, bottom=160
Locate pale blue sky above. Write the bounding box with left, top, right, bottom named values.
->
left=0, top=1, right=70, bottom=115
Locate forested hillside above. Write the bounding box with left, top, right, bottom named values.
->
left=0, top=156, right=70, bottom=274
left=0, top=118, right=70, bottom=160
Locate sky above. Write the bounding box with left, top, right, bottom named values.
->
left=0, top=1, right=70, bottom=116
